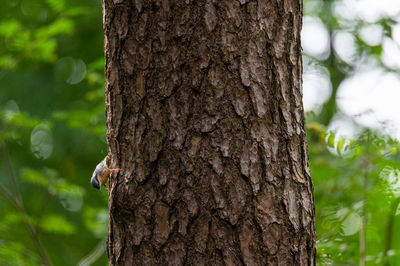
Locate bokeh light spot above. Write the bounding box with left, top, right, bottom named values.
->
left=30, top=124, right=53, bottom=159
left=55, top=57, right=87, bottom=85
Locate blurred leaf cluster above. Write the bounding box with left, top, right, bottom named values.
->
left=0, top=0, right=107, bottom=265
left=304, top=0, right=400, bottom=265
left=309, top=125, right=400, bottom=265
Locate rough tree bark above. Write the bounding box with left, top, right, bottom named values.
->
left=103, top=0, right=315, bottom=265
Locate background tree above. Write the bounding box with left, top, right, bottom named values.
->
left=103, top=0, right=315, bottom=265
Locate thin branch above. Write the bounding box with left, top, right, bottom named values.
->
left=0, top=183, right=53, bottom=266
left=0, top=140, right=53, bottom=266
left=77, top=238, right=107, bottom=266
left=20, top=214, right=53, bottom=266
left=383, top=197, right=400, bottom=265
left=360, top=133, right=370, bottom=266
left=0, top=182, right=19, bottom=209
left=1, top=142, right=23, bottom=204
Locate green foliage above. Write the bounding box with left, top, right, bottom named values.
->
left=0, top=241, right=40, bottom=266
left=0, top=0, right=106, bottom=265
left=0, top=20, right=21, bottom=37
left=309, top=125, right=400, bottom=264
left=303, top=0, right=400, bottom=264
left=40, top=215, right=76, bottom=234
left=45, top=0, right=65, bottom=13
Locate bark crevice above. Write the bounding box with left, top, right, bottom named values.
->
left=104, top=0, right=315, bottom=265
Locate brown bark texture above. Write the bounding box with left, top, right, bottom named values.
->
left=103, top=0, right=315, bottom=265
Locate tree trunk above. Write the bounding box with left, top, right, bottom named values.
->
left=103, top=0, right=315, bottom=265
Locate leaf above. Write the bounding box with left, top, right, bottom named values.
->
left=0, top=105, right=41, bottom=129
left=46, top=0, right=65, bottom=13
left=20, top=168, right=49, bottom=187
left=28, top=39, right=57, bottom=62
left=327, top=133, right=335, bottom=148
left=0, top=55, right=16, bottom=69
left=308, top=121, right=325, bottom=133
left=65, top=7, right=90, bottom=16
left=84, top=208, right=108, bottom=238
left=40, top=215, right=76, bottom=234
left=337, top=138, right=345, bottom=153
left=0, top=19, right=21, bottom=37
left=11, top=31, right=31, bottom=50
left=370, top=45, right=382, bottom=56
left=0, top=242, right=40, bottom=266
left=36, top=19, right=74, bottom=40
left=54, top=179, right=84, bottom=198
left=48, top=18, right=74, bottom=35
left=88, top=58, right=106, bottom=71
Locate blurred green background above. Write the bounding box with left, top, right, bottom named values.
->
left=0, top=0, right=108, bottom=265
left=1, top=0, right=400, bottom=265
